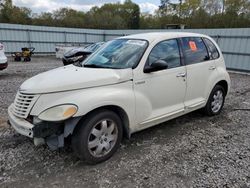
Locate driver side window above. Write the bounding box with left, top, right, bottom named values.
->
left=148, top=39, right=181, bottom=69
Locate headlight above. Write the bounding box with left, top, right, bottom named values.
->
left=38, top=104, right=78, bottom=122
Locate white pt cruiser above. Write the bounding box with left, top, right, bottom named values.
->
left=8, top=32, right=230, bottom=164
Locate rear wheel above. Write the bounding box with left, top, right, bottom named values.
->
left=204, top=85, right=225, bottom=116
left=72, top=110, right=123, bottom=164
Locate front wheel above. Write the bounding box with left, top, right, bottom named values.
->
left=72, top=110, right=123, bottom=164
left=203, top=85, right=225, bottom=116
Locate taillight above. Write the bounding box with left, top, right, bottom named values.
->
left=0, top=44, right=3, bottom=50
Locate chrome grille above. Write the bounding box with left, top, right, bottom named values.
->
left=13, top=92, right=39, bottom=119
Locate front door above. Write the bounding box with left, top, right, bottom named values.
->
left=133, top=39, right=187, bottom=128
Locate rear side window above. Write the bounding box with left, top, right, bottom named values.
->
left=181, top=37, right=209, bottom=65
left=203, top=38, right=220, bottom=59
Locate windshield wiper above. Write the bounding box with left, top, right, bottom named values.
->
left=84, top=64, right=108, bottom=68
left=83, top=64, right=124, bottom=69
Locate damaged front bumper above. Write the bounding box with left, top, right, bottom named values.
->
left=8, top=105, right=34, bottom=137
left=8, top=104, right=81, bottom=149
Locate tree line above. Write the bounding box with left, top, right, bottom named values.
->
left=0, top=0, right=250, bottom=29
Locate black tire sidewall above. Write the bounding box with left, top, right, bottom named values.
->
left=72, top=110, right=123, bottom=164
left=205, top=85, right=225, bottom=116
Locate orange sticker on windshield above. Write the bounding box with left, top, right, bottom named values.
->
left=189, top=41, right=197, bottom=51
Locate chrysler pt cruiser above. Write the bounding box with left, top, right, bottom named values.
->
left=8, top=32, right=230, bottom=164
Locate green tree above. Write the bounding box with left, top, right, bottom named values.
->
left=1, top=0, right=250, bottom=29
left=85, top=5, right=126, bottom=29
left=0, top=0, right=32, bottom=24
left=202, top=0, right=222, bottom=15
left=224, top=0, right=250, bottom=14
left=122, top=0, right=140, bottom=29
left=85, top=1, right=140, bottom=29
left=53, top=8, right=86, bottom=28
left=32, top=12, right=55, bottom=26
left=140, top=13, right=161, bottom=29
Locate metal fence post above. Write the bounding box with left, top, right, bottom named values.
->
left=85, top=33, right=87, bottom=44
left=216, top=35, right=220, bottom=44
left=26, top=29, right=31, bottom=48
left=103, top=31, right=106, bottom=42
left=64, top=31, right=67, bottom=44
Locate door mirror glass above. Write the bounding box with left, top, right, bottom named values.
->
left=144, top=59, right=168, bottom=73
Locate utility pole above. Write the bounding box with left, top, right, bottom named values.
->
left=179, top=0, right=183, bottom=18
left=222, top=0, right=225, bottom=14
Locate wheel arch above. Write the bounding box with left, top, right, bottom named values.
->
left=215, top=80, right=229, bottom=96
left=75, top=105, right=131, bottom=139
left=205, top=79, right=229, bottom=106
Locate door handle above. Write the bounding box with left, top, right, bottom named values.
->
left=176, top=73, right=186, bottom=77
left=209, top=66, right=216, bottom=70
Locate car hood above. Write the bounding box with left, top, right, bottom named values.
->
left=20, top=65, right=133, bottom=94
left=64, top=47, right=91, bottom=57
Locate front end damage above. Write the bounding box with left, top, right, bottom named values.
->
left=8, top=104, right=81, bottom=150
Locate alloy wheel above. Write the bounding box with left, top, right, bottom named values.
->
left=211, top=90, right=224, bottom=113
left=87, top=119, right=118, bottom=158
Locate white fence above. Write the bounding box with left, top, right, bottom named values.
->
left=0, top=23, right=249, bottom=72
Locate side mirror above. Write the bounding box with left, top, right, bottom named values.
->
left=144, top=59, right=168, bottom=73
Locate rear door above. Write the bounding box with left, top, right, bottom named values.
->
left=181, top=37, right=218, bottom=109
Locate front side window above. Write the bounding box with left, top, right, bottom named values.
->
left=203, top=38, right=220, bottom=59
left=181, top=37, right=209, bottom=65
left=148, top=39, right=181, bottom=69
left=82, top=39, right=148, bottom=69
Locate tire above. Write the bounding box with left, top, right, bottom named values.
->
left=72, top=109, right=123, bottom=164
left=203, top=85, right=225, bottom=116
left=14, top=56, right=21, bottom=62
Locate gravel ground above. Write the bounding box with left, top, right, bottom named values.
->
left=0, top=57, right=250, bottom=188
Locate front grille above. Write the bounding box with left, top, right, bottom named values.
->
left=13, top=92, right=39, bottom=119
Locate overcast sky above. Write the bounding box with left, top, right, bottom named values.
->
left=12, top=0, right=161, bottom=14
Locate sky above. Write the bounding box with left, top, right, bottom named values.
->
left=12, top=0, right=162, bottom=14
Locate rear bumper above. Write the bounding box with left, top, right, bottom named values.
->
left=0, top=62, right=8, bottom=70
left=8, top=104, right=34, bottom=138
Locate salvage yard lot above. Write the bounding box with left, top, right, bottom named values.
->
left=0, top=57, right=250, bottom=187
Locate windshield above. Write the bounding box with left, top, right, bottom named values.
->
left=84, top=42, right=103, bottom=52
left=82, top=39, right=148, bottom=69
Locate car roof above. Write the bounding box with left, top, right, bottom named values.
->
left=119, top=32, right=209, bottom=43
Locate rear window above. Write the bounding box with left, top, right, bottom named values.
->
left=203, top=38, right=220, bottom=59
left=181, top=37, right=209, bottom=65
